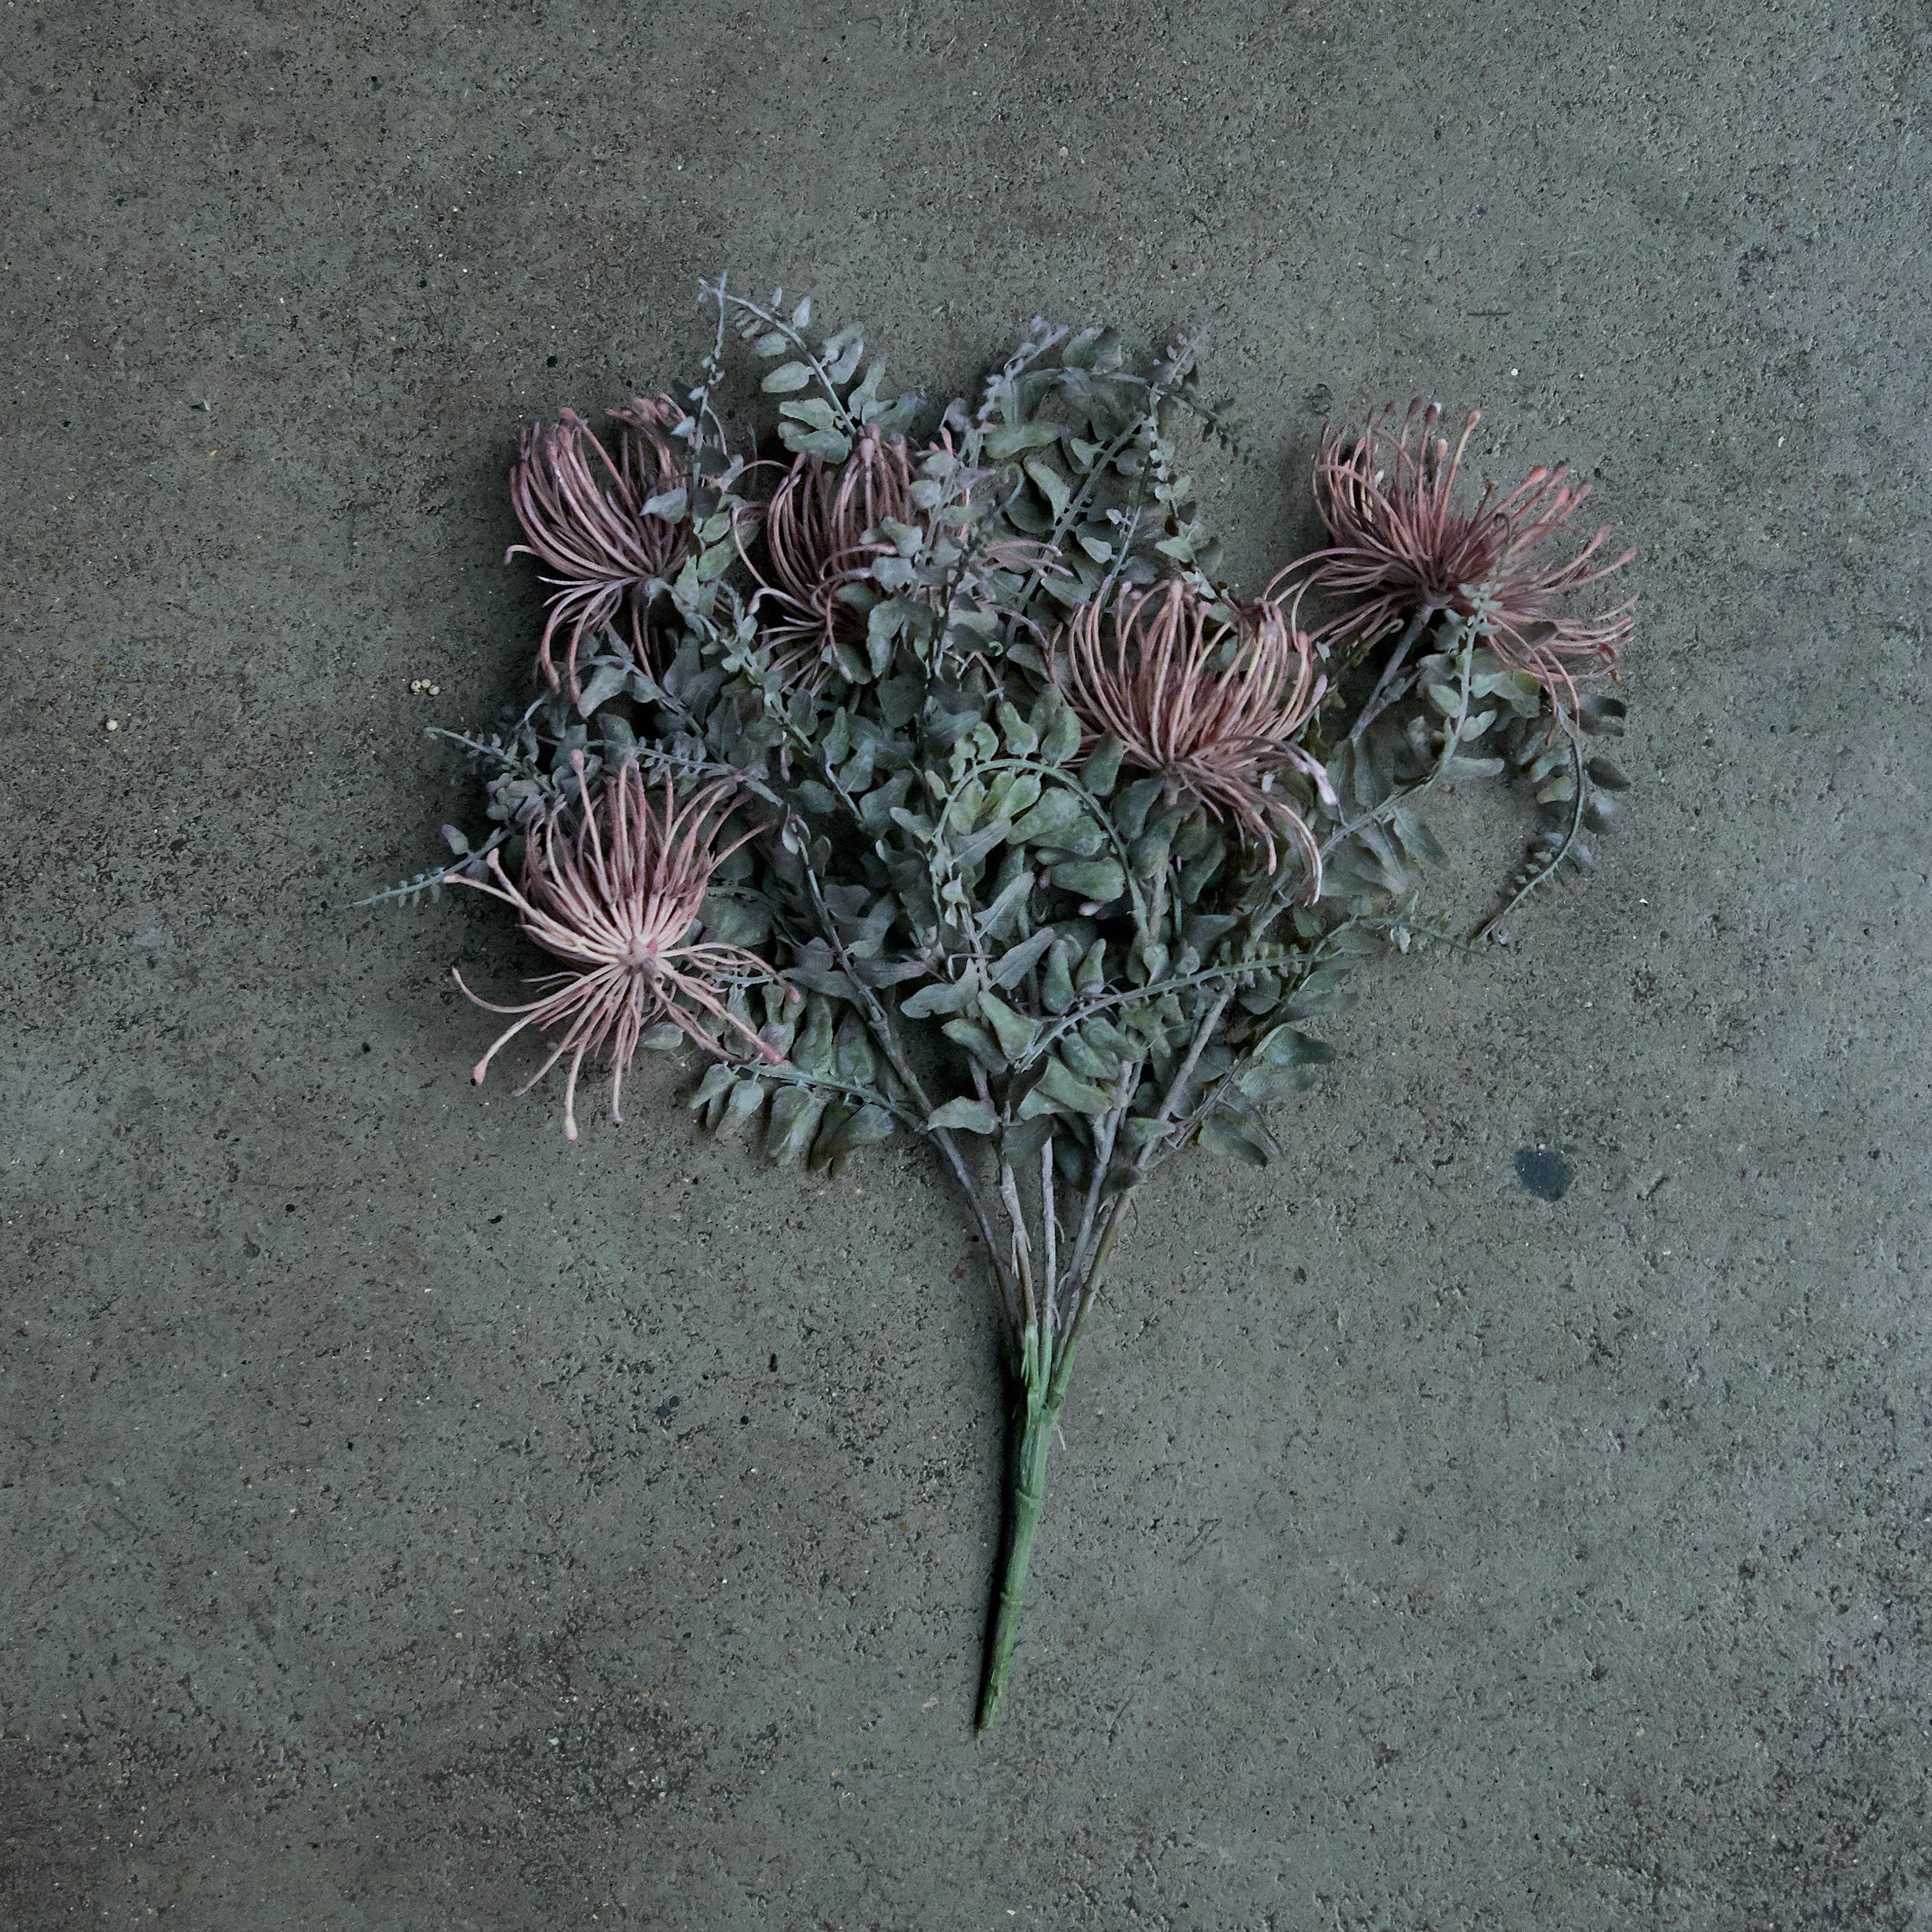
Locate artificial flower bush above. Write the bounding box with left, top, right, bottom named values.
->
left=378, top=282, right=1635, bottom=1727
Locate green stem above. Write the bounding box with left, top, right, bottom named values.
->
left=976, top=1370, right=1061, bottom=1734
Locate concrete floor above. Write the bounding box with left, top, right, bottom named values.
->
left=4, top=2, right=1928, bottom=1926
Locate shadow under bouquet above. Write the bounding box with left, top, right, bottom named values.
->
left=379, top=281, right=1635, bottom=1729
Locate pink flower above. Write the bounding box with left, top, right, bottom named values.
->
left=507, top=397, right=693, bottom=695
left=452, top=756, right=784, bottom=1140
left=1055, top=579, right=1334, bottom=896
left=1286, top=400, right=1635, bottom=701
left=741, top=425, right=916, bottom=676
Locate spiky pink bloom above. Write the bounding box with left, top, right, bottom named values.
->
left=452, top=757, right=784, bottom=1140
left=507, top=397, right=693, bottom=695
left=1281, top=400, right=1635, bottom=699
left=741, top=424, right=916, bottom=674
left=1055, top=579, right=1334, bottom=896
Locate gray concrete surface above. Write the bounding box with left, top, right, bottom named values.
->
left=4, top=2, right=1928, bottom=1926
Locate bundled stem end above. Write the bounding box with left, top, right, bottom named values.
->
left=977, top=1371, right=1064, bottom=1734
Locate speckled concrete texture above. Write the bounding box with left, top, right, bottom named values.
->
left=3, top=2, right=1929, bottom=1927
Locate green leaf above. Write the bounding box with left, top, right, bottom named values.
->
left=688, top=1062, right=735, bottom=1120
left=1051, top=859, right=1126, bottom=904
left=761, top=362, right=813, bottom=393
left=790, top=996, right=837, bottom=1072
left=990, top=771, right=1042, bottom=820
left=975, top=990, right=1038, bottom=1062
left=817, top=1102, right=894, bottom=1161
left=575, top=661, right=629, bottom=717
left=1235, top=1062, right=1311, bottom=1102
left=983, top=422, right=1062, bottom=458
left=807, top=1102, right=853, bottom=1169
left=699, top=893, right=771, bottom=947
left=1061, top=326, right=1120, bottom=370
left=722, top=1078, right=766, bottom=1133
left=941, top=1017, right=1005, bottom=1072
left=1023, top=457, right=1072, bottom=521
left=900, top=978, right=973, bottom=1019
left=824, top=330, right=864, bottom=384
left=779, top=424, right=853, bottom=462
left=1080, top=736, right=1123, bottom=796
left=1182, top=913, right=1239, bottom=955
left=1474, top=666, right=1543, bottom=713
left=1075, top=936, right=1107, bottom=995
left=870, top=394, right=921, bottom=434
left=976, top=855, right=1035, bottom=939
left=1008, top=786, right=1083, bottom=846
left=877, top=675, right=923, bottom=729
left=1059, top=1031, right=1119, bottom=1083
left=1255, top=1024, right=1332, bottom=1067
left=1036, top=699, right=1083, bottom=766
left=1034, top=1056, right=1115, bottom=1115
left=1112, top=777, right=1163, bottom=840
left=781, top=396, right=842, bottom=433
left=927, top=1097, right=998, bottom=1134
left=848, top=360, right=886, bottom=418
left=1051, top=814, right=1109, bottom=859
left=1040, top=940, right=1077, bottom=1015
left=996, top=701, right=1038, bottom=756
left=953, top=816, right=1015, bottom=872
left=766, top=1085, right=827, bottom=1164
left=1199, top=1115, right=1272, bottom=1166
left=1283, top=974, right=1355, bottom=1019
left=989, top=928, right=1056, bottom=990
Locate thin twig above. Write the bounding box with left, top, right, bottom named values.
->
left=1051, top=1192, right=1131, bottom=1391
left=1474, top=729, right=1588, bottom=942
left=1038, top=1136, right=1059, bottom=1347
left=1060, top=1070, right=1136, bottom=1301
left=1147, top=985, right=1234, bottom=1140
left=998, top=1161, right=1039, bottom=1345
left=1347, top=603, right=1437, bottom=743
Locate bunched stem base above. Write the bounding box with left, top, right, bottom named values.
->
left=976, top=1362, right=1066, bottom=1733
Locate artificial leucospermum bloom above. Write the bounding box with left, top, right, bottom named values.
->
left=507, top=397, right=693, bottom=695
left=741, top=424, right=916, bottom=672
left=1284, top=399, right=1636, bottom=700
left=1056, top=578, right=1334, bottom=896
left=452, top=756, right=784, bottom=1140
